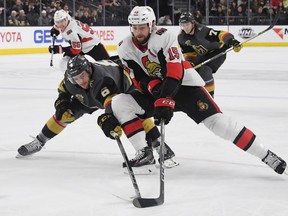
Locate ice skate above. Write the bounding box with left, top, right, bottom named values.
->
left=16, top=136, right=44, bottom=158
left=123, top=146, right=156, bottom=175
left=262, top=150, right=287, bottom=175
left=154, top=142, right=179, bottom=168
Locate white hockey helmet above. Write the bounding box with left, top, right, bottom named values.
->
left=128, top=6, right=156, bottom=29
left=54, top=9, right=71, bottom=23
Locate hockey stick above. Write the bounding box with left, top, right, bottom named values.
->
left=193, top=11, right=280, bottom=70
left=112, top=133, right=141, bottom=198
left=132, top=119, right=165, bottom=208
left=50, top=35, right=56, bottom=67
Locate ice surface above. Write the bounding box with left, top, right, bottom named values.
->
left=0, top=47, right=288, bottom=216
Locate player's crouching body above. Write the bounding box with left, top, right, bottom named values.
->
left=16, top=55, right=179, bottom=175
left=113, top=6, right=287, bottom=176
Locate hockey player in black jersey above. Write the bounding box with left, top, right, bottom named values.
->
left=17, top=55, right=178, bottom=174
left=178, top=12, right=242, bottom=97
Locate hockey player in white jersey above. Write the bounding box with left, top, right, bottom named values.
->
left=97, top=6, right=287, bottom=175
left=49, top=9, right=110, bottom=72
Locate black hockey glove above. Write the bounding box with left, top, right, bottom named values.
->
left=97, top=113, right=122, bottom=140
left=154, top=98, right=175, bottom=125
left=50, top=27, right=60, bottom=37
left=48, top=45, right=63, bottom=54
left=54, top=95, right=75, bottom=123
left=227, top=38, right=242, bottom=52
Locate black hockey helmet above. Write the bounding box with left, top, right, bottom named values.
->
left=178, top=12, right=195, bottom=24
left=66, top=55, right=91, bottom=84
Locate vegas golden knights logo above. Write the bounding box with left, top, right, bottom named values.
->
left=75, top=94, right=84, bottom=104
left=192, top=44, right=208, bottom=55
left=197, top=100, right=208, bottom=111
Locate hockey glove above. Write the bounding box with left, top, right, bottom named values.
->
left=54, top=96, right=75, bottom=123
left=154, top=98, right=175, bottom=125
left=50, top=27, right=60, bottom=37
left=227, top=38, right=242, bottom=52
left=97, top=113, right=122, bottom=140
left=48, top=45, right=63, bottom=54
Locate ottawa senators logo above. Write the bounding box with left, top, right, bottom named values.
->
left=141, top=56, right=162, bottom=79
left=197, top=100, right=208, bottom=111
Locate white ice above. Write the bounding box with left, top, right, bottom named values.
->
left=0, top=47, right=288, bottom=216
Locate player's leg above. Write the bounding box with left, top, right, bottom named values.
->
left=17, top=99, right=96, bottom=158
left=176, top=86, right=286, bottom=174
left=112, top=93, right=158, bottom=174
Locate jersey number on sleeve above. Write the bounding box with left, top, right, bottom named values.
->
left=168, top=47, right=180, bottom=60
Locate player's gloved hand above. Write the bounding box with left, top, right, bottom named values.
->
left=154, top=98, right=175, bottom=125
left=97, top=113, right=122, bottom=140
left=227, top=38, right=242, bottom=52
left=50, top=27, right=60, bottom=37
left=54, top=96, right=74, bottom=123
left=48, top=45, right=63, bottom=54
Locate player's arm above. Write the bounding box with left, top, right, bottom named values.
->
left=157, top=30, right=183, bottom=99
left=96, top=78, right=122, bottom=140
left=54, top=80, right=75, bottom=123
left=206, top=28, right=242, bottom=52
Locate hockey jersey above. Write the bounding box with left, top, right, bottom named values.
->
left=58, top=60, right=132, bottom=111
left=55, top=18, right=101, bottom=54
left=118, top=27, right=204, bottom=99
left=178, top=23, right=234, bottom=65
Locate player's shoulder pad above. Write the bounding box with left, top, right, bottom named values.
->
left=155, top=27, right=168, bottom=36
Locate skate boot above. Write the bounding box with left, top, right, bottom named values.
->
left=154, top=141, right=179, bottom=168
left=16, top=136, right=44, bottom=158
left=123, top=146, right=156, bottom=175
left=262, top=150, right=287, bottom=174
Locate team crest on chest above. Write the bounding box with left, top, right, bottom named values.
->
left=141, top=55, right=162, bottom=78
left=185, top=40, right=192, bottom=46
left=75, top=94, right=84, bottom=104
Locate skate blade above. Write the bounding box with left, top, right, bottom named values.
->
left=164, top=159, right=180, bottom=169
left=15, top=154, right=33, bottom=159
left=163, top=157, right=180, bottom=168
left=124, top=164, right=156, bottom=175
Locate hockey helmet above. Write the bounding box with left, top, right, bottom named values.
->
left=66, top=55, right=91, bottom=84
left=128, top=6, right=156, bottom=29
left=178, top=12, right=195, bottom=24
left=54, top=9, right=71, bottom=23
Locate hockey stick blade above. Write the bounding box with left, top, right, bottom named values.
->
left=132, top=120, right=165, bottom=208
left=133, top=197, right=164, bottom=208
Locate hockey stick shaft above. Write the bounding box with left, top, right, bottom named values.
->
left=50, top=35, right=56, bottom=67
left=132, top=119, right=165, bottom=208
left=193, top=12, right=280, bottom=70
left=114, top=135, right=141, bottom=198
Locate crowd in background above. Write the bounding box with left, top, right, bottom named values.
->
left=0, top=0, right=287, bottom=26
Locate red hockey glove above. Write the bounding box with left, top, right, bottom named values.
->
left=154, top=98, right=175, bottom=125
left=48, top=45, right=63, bottom=54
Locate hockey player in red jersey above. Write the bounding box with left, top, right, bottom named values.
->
left=17, top=55, right=178, bottom=174
left=48, top=9, right=110, bottom=72
left=178, top=12, right=242, bottom=97
left=97, top=6, right=287, bottom=175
